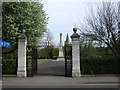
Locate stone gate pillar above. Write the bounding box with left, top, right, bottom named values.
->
left=17, top=34, right=27, bottom=77
left=71, top=28, right=81, bottom=77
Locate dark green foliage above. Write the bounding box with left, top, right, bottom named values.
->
left=2, top=58, right=119, bottom=75
left=80, top=45, right=115, bottom=59
left=2, top=49, right=18, bottom=59
left=81, top=58, right=119, bottom=75
left=2, top=59, right=17, bottom=74
left=52, top=48, right=59, bottom=59
left=38, top=48, right=47, bottom=59
left=65, top=34, right=69, bottom=45
left=81, top=59, right=93, bottom=74
left=38, top=48, right=59, bottom=59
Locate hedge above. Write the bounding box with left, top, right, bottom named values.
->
left=81, top=58, right=119, bottom=75
left=2, top=58, right=119, bottom=75
left=38, top=48, right=59, bottom=59
left=2, top=59, right=17, bottom=74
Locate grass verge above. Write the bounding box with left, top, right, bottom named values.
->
left=37, top=59, right=53, bottom=64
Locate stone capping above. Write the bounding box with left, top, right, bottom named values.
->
left=18, top=34, right=27, bottom=39
left=18, top=39, right=27, bottom=42
left=18, top=34, right=27, bottom=42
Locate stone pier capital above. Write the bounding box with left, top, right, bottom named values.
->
left=18, top=34, right=27, bottom=42
left=18, top=34, right=27, bottom=39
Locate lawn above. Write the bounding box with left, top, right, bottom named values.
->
left=37, top=59, right=54, bottom=64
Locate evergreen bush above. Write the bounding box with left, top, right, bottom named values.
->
left=81, top=58, right=118, bottom=75
left=2, top=59, right=17, bottom=74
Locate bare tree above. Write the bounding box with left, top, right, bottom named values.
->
left=39, top=30, right=54, bottom=58
left=40, top=30, right=53, bottom=47
left=45, top=30, right=53, bottom=43
left=79, top=1, right=119, bottom=58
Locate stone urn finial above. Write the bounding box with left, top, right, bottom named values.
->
left=18, top=29, right=27, bottom=39
left=71, top=27, right=80, bottom=39
left=73, top=28, right=77, bottom=33
left=23, top=29, right=25, bottom=33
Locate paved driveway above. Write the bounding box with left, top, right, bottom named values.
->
left=37, top=60, right=65, bottom=76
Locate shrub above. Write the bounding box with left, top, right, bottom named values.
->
left=81, top=58, right=119, bottom=75
left=2, top=59, right=17, bottom=74
left=38, top=48, right=59, bottom=59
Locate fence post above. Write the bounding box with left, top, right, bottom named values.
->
left=17, top=34, right=27, bottom=78
left=71, top=28, right=81, bottom=77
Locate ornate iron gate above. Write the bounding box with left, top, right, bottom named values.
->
left=65, top=44, right=72, bottom=77
left=26, top=46, right=37, bottom=77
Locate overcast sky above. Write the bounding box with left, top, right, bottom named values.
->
left=41, top=0, right=119, bottom=46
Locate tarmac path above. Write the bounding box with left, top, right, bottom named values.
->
left=37, top=60, right=65, bottom=76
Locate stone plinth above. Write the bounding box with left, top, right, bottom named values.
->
left=57, top=47, right=65, bottom=61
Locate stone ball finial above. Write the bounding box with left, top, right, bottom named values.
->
left=73, top=28, right=77, bottom=33
left=18, top=29, right=27, bottom=39
left=23, top=29, right=25, bottom=33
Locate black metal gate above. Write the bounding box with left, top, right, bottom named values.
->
left=26, top=46, right=37, bottom=77
left=65, top=44, right=72, bottom=77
